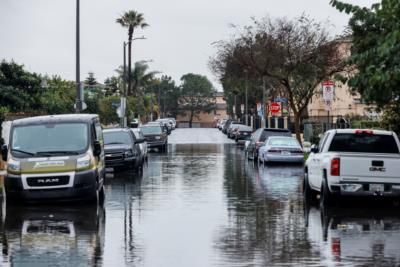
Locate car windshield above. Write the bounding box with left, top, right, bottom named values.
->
left=268, top=138, right=300, bottom=147
left=140, top=126, right=162, bottom=135
left=11, top=123, right=88, bottom=157
left=104, top=131, right=132, bottom=145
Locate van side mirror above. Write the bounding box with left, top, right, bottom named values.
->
left=310, top=144, right=319, bottom=153
left=135, top=138, right=145, bottom=144
left=1, top=145, right=8, bottom=161
left=93, top=141, right=102, bottom=157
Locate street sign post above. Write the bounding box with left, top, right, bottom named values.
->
left=322, top=80, right=335, bottom=130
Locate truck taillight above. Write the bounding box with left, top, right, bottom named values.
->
left=355, top=129, right=373, bottom=135
left=331, top=237, right=341, bottom=260
left=331, top=158, right=340, bottom=176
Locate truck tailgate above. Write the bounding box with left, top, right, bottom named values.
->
left=340, top=153, right=400, bottom=180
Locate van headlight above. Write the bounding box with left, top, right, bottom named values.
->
left=76, top=154, right=92, bottom=170
left=8, top=158, right=21, bottom=173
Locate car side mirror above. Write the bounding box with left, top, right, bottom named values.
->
left=1, top=145, right=8, bottom=161
left=135, top=138, right=145, bottom=144
left=93, top=141, right=102, bottom=157
left=310, top=144, right=319, bottom=153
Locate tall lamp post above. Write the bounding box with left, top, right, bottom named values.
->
left=121, top=36, right=146, bottom=127
left=75, top=0, right=82, bottom=113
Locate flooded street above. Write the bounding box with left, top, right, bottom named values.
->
left=1, top=129, right=400, bottom=266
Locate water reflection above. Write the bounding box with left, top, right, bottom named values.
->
left=305, top=199, right=400, bottom=266
left=0, top=201, right=105, bottom=266
left=215, top=146, right=316, bottom=266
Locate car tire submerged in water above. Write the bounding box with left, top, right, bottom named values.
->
left=320, top=178, right=336, bottom=208
left=303, top=172, right=317, bottom=203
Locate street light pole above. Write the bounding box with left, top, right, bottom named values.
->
left=121, top=42, right=127, bottom=127
left=245, top=71, right=248, bottom=126
left=75, top=0, right=81, bottom=113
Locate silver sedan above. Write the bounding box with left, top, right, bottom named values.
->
left=258, top=136, right=304, bottom=164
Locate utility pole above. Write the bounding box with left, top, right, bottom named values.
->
left=121, top=42, right=127, bottom=127
left=75, top=0, right=81, bottom=113
left=245, top=71, right=248, bottom=126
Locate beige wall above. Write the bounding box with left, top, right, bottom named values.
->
left=307, top=41, right=377, bottom=120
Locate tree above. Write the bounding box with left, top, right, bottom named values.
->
left=148, top=75, right=181, bottom=118
left=116, top=11, right=149, bottom=96
left=0, top=60, right=43, bottom=113
left=40, top=75, right=75, bottom=114
left=103, top=76, right=120, bottom=97
left=210, top=16, right=344, bottom=141
left=179, top=73, right=216, bottom=128
left=115, top=61, right=158, bottom=95
left=331, top=0, right=400, bottom=128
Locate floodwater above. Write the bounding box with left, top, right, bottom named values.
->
left=1, top=129, right=400, bottom=266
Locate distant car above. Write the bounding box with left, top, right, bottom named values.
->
left=131, top=128, right=148, bottom=162
left=140, top=125, right=168, bottom=152
left=164, top=117, right=177, bottom=129
left=129, top=118, right=141, bottom=128
left=258, top=136, right=304, bottom=164
left=147, top=121, right=170, bottom=135
left=103, top=128, right=144, bottom=172
left=246, top=128, right=292, bottom=160
left=156, top=119, right=173, bottom=132
left=217, top=119, right=227, bottom=130
left=227, top=122, right=242, bottom=139
left=222, top=119, right=236, bottom=134
left=232, top=125, right=253, bottom=143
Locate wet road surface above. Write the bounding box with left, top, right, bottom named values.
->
left=1, top=129, right=400, bottom=266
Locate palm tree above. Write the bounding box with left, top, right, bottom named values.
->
left=115, top=61, right=159, bottom=93
left=116, top=11, right=149, bottom=96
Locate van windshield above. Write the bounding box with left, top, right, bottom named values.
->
left=11, top=123, right=88, bottom=157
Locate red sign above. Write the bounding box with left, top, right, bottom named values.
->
left=269, top=102, right=280, bottom=114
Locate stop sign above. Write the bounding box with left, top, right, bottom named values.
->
left=269, top=102, right=280, bottom=114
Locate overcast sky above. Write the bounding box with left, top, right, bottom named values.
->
left=0, top=0, right=376, bottom=89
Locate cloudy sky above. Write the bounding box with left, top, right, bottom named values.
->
left=0, top=0, right=376, bottom=88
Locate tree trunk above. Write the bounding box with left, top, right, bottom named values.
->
left=189, top=109, right=194, bottom=128
left=293, top=111, right=302, bottom=144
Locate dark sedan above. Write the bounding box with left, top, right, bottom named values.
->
left=232, top=125, right=253, bottom=143
left=103, top=128, right=144, bottom=171
left=140, top=125, right=168, bottom=152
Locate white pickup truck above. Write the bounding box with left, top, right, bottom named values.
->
left=304, top=129, right=400, bottom=206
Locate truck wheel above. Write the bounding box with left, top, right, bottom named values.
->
left=303, top=173, right=316, bottom=202
left=320, top=179, right=336, bottom=208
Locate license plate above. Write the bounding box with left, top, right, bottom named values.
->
left=370, top=184, right=384, bottom=192
left=281, top=151, right=291, bottom=156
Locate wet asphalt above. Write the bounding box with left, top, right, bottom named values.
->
left=1, top=128, right=400, bottom=266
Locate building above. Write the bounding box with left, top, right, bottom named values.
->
left=176, top=92, right=228, bottom=128
left=307, top=40, right=378, bottom=121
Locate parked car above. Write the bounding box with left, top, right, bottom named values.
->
left=140, top=124, right=168, bottom=152
left=147, top=121, right=170, bottom=135
left=131, top=128, right=148, bottom=162
left=232, top=125, right=253, bottom=143
left=156, top=119, right=173, bottom=132
left=246, top=128, right=292, bottom=160
left=1, top=114, right=105, bottom=202
left=217, top=119, right=227, bottom=131
left=227, top=122, right=243, bottom=139
left=304, top=129, right=400, bottom=207
left=258, top=136, right=303, bottom=164
left=103, top=128, right=144, bottom=172
left=222, top=119, right=235, bottom=134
